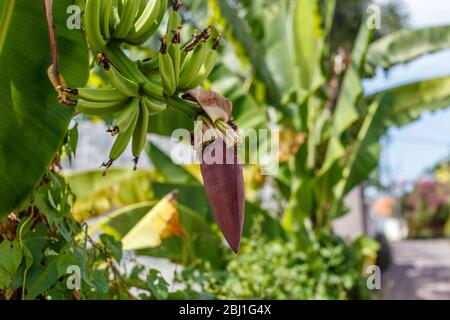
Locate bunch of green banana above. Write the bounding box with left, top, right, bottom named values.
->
left=179, top=33, right=221, bottom=90
left=106, top=94, right=167, bottom=170
left=84, top=0, right=167, bottom=52
left=157, top=24, right=221, bottom=94
left=68, top=86, right=167, bottom=171
left=68, top=64, right=166, bottom=171
left=75, top=0, right=223, bottom=171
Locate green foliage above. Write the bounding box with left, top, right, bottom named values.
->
left=207, top=0, right=450, bottom=231
left=3, top=0, right=450, bottom=301
left=0, top=240, right=22, bottom=290
left=0, top=170, right=171, bottom=300
left=330, top=0, right=408, bottom=51
left=178, top=220, right=379, bottom=300
left=0, top=0, right=89, bottom=217
left=366, top=25, right=450, bottom=72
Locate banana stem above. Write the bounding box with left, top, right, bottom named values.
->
left=167, top=96, right=200, bottom=118
left=104, top=42, right=200, bottom=118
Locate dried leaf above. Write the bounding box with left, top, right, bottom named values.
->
left=183, top=88, right=233, bottom=122
left=122, top=192, right=188, bottom=250
left=278, top=130, right=306, bottom=163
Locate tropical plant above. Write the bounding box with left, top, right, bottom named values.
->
left=176, top=219, right=379, bottom=300
left=0, top=0, right=242, bottom=299
left=2, top=0, right=450, bottom=301
left=202, top=0, right=450, bottom=233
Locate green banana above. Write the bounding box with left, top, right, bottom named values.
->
left=179, top=41, right=208, bottom=88
left=113, top=0, right=141, bottom=39
left=137, top=55, right=159, bottom=74
left=169, top=44, right=181, bottom=86
left=99, top=0, right=106, bottom=37
left=84, top=0, right=107, bottom=52
left=141, top=96, right=167, bottom=115
left=180, top=35, right=220, bottom=89
left=105, top=65, right=140, bottom=97
left=168, top=32, right=181, bottom=86
left=126, top=0, right=163, bottom=45
left=166, top=5, right=181, bottom=37
left=110, top=0, right=120, bottom=32
left=146, top=73, right=163, bottom=87
left=73, top=87, right=129, bottom=102
left=113, top=97, right=140, bottom=135
left=77, top=99, right=127, bottom=116
left=135, top=0, right=148, bottom=21
left=159, top=38, right=177, bottom=96
left=103, top=41, right=164, bottom=101
left=109, top=103, right=140, bottom=161
left=132, top=100, right=150, bottom=162
left=102, top=0, right=114, bottom=40
left=166, top=6, right=181, bottom=84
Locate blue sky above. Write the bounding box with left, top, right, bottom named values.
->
left=364, top=0, right=450, bottom=185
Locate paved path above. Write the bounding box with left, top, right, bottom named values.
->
left=382, top=240, right=450, bottom=300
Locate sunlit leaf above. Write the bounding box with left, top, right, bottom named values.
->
left=366, top=25, right=450, bottom=71
left=65, top=168, right=154, bottom=220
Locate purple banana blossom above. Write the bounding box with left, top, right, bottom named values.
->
left=183, top=89, right=245, bottom=253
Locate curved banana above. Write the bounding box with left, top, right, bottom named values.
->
left=180, top=36, right=220, bottom=89
left=77, top=99, right=127, bottom=116
left=73, top=87, right=129, bottom=102
left=109, top=103, right=140, bottom=161
left=84, top=0, right=107, bottom=52
left=113, top=97, right=140, bottom=134
left=105, top=65, right=140, bottom=97
left=136, top=0, right=148, bottom=21
left=126, top=0, right=162, bottom=45
left=132, top=100, right=150, bottom=162
left=137, top=55, right=159, bottom=74
left=102, top=0, right=114, bottom=40
left=179, top=41, right=208, bottom=88
left=109, top=0, right=120, bottom=32
left=166, top=5, right=181, bottom=37
left=141, top=96, right=167, bottom=115
left=113, top=0, right=141, bottom=39
left=168, top=28, right=181, bottom=86
left=159, top=38, right=176, bottom=96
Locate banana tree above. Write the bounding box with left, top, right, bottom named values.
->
left=1, top=0, right=251, bottom=253
left=205, top=0, right=450, bottom=233
left=72, top=0, right=450, bottom=260
left=0, top=0, right=89, bottom=217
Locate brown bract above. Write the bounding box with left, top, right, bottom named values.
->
left=183, top=88, right=233, bottom=123
left=200, top=140, right=245, bottom=253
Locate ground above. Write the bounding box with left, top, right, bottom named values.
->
left=382, top=240, right=450, bottom=300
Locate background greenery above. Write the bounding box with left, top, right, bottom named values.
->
left=1, top=0, right=450, bottom=300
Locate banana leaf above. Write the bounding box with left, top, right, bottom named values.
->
left=90, top=200, right=226, bottom=269
left=320, top=20, right=373, bottom=174
left=211, top=0, right=282, bottom=110
left=366, top=25, right=450, bottom=71
left=64, top=168, right=154, bottom=219
left=338, top=75, right=450, bottom=202
left=0, top=0, right=89, bottom=216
